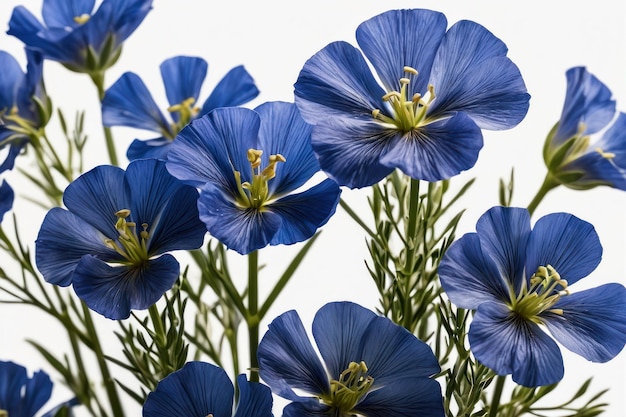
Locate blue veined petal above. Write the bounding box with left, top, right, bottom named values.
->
left=469, top=302, right=564, bottom=387
left=62, top=164, right=129, bottom=238
left=143, top=362, right=234, bottom=417
left=439, top=233, right=510, bottom=309
left=167, top=107, right=259, bottom=189
left=356, top=9, right=447, bottom=95
left=201, top=65, right=260, bottom=115
left=6, top=8, right=58, bottom=58
left=379, top=112, right=483, bottom=181
left=283, top=401, right=331, bottom=417
left=311, top=302, right=377, bottom=381
left=233, top=374, right=273, bottom=417
left=294, top=41, right=388, bottom=124
left=474, top=207, right=530, bottom=293
left=0, top=180, right=14, bottom=223
left=309, top=117, right=394, bottom=188
left=126, top=137, right=172, bottom=161
left=258, top=309, right=330, bottom=400
left=356, top=377, right=444, bottom=417
left=21, top=369, right=54, bottom=417
left=72, top=253, right=179, bottom=320
left=428, top=20, right=529, bottom=130
left=0, top=361, right=27, bottom=412
left=255, top=101, right=320, bottom=195
left=552, top=67, right=616, bottom=145
left=160, top=56, right=207, bottom=121
left=267, top=179, right=341, bottom=246
left=544, top=283, right=626, bottom=362
left=102, top=72, right=171, bottom=135
left=104, top=0, right=153, bottom=44
left=0, top=361, right=53, bottom=417
left=35, top=208, right=118, bottom=286
left=197, top=183, right=280, bottom=255
left=524, top=212, right=601, bottom=287
left=42, top=0, right=95, bottom=29
left=0, top=51, right=24, bottom=110
left=123, top=159, right=205, bottom=254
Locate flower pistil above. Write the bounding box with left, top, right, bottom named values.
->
left=509, top=265, right=569, bottom=323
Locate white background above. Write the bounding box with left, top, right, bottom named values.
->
left=0, top=0, right=625, bottom=415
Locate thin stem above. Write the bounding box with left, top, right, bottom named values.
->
left=488, top=375, right=507, bottom=417
left=247, top=250, right=260, bottom=382
left=527, top=173, right=559, bottom=216
left=89, top=71, right=119, bottom=166
left=402, top=177, right=421, bottom=330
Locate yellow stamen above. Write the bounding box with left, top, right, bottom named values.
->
left=73, top=13, right=91, bottom=24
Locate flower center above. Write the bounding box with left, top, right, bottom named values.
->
left=167, top=97, right=200, bottom=139
left=372, top=66, right=436, bottom=132
left=234, top=148, right=285, bottom=209
left=73, top=14, right=91, bottom=24
left=103, top=209, right=151, bottom=266
left=0, top=409, right=8, bottom=417
left=321, top=361, right=374, bottom=414
left=509, top=265, right=569, bottom=324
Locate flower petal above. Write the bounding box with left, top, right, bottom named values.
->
left=42, top=0, right=95, bottom=29
left=544, top=283, right=626, bottom=362
left=72, top=253, right=179, bottom=319
left=142, top=362, right=233, bottom=417
left=283, top=401, right=331, bottom=417
left=356, top=377, right=444, bottom=417
left=160, top=56, right=207, bottom=117
left=469, top=302, right=564, bottom=387
left=524, top=212, right=601, bottom=287
left=267, top=179, right=341, bottom=246
left=22, top=369, right=54, bottom=417
left=0, top=51, right=23, bottom=110
left=258, top=309, right=330, bottom=400
left=201, top=65, right=259, bottom=114
left=0, top=180, right=15, bottom=223
left=356, top=9, right=447, bottom=95
left=233, top=374, right=273, bottom=417
left=0, top=361, right=52, bottom=417
left=126, top=137, right=172, bottom=161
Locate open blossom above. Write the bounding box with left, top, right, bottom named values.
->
left=438, top=206, right=626, bottom=386
left=142, top=362, right=273, bottom=417
left=102, top=55, right=259, bottom=160
left=166, top=101, right=341, bottom=255
left=543, top=66, right=626, bottom=190
left=294, top=8, right=530, bottom=188
left=7, top=0, right=152, bottom=73
left=35, top=159, right=205, bottom=320
left=258, top=301, right=444, bottom=417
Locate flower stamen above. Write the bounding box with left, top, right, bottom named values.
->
left=73, top=14, right=91, bottom=24
left=234, top=148, right=285, bottom=209
left=167, top=97, right=200, bottom=138
left=509, top=265, right=568, bottom=323
left=103, top=209, right=150, bottom=265
left=322, top=361, right=374, bottom=413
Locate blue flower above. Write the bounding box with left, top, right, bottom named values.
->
left=101, top=55, right=259, bottom=161
left=0, top=180, right=15, bottom=223
left=543, top=66, right=626, bottom=190
left=142, top=362, right=273, bottom=417
left=438, top=206, right=626, bottom=387
left=7, top=0, right=152, bottom=73
left=166, top=101, right=341, bottom=255
left=294, top=9, right=530, bottom=188
left=0, top=361, right=52, bottom=417
left=257, top=301, right=444, bottom=417
left=35, top=159, right=206, bottom=320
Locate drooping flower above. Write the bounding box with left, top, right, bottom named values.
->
left=543, top=66, right=626, bottom=190
left=142, top=362, right=273, bottom=417
left=101, top=55, right=259, bottom=161
left=294, top=8, right=530, bottom=188
left=0, top=361, right=52, bottom=417
left=166, top=101, right=341, bottom=255
left=257, top=301, right=444, bottom=417
left=35, top=158, right=206, bottom=320
left=438, top=206, right=626, bottom=387
left=7, top=0, right=152, bottom=73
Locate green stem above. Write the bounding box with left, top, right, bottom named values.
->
left=488, top=375, right=507, bottom=417
left=527, top=173, right=559, bottom=216
left=401, top=177, right=421, bottom=330
left=89, top=71, right=119, bottom=166
left=247, top=250, right=260, bottom=382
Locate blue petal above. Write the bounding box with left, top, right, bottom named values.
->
left=469, top=302, right=564, bottom=387
left=544, top=283, right=626, bottom=362
left=0, top=139, right=27, bottom=173
left=42, top=0, right=95, bottom=29
left=17, top=48, right=46, bottom=123
left=267, top=179, right=341, bottom=246
left=103, top=0, right=153, bottom=44
left=21, top=369, right=54, bottom=417
left=0, top=361, right=52, bottom=417
left=309, top=117, right=394, bottom=188
left=0, top=361, right=27, bottom=412
left=356, top=9, right=447, bottom=95
left=283, top=401, right=331, bottom=417
left=428, top=21, right=530, bottom=130
left=102, top=72, right=171, bottom=135
left=35, top=208, right=118, bottom=286
left=439, top=234, right=509, bottom=309
left=294, top=41, right=387, bottom=124
left=160, top=56, right=207, bottom=120
left=197, top=182, right=280, bottom=255
left=379, top=112, right=483, bottom=181
left=553, top=67, right=616, bottom=145
left=72, top=253, right=179, bottom=320
left=0, top=51, right=23, bottom=110
left=233, top=374, right=273, bottom=417
left=143, top=362, right=233, bottom=417
left=258, top=309, right=330, bottom=400
left=167, top=107, right=259, bottom=189
left=124, top=159, right=205, bottom=254
left=201, top=65, right=260, bottom=114
left=524, top=212, right=601, bottom=287
left=126, top=137, right=172, bottom=161
left=255, top=101, right=320, bottom=195
left=0, top=180, right=15, bottom=223
left=356, top=377, right=444, bottom=417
